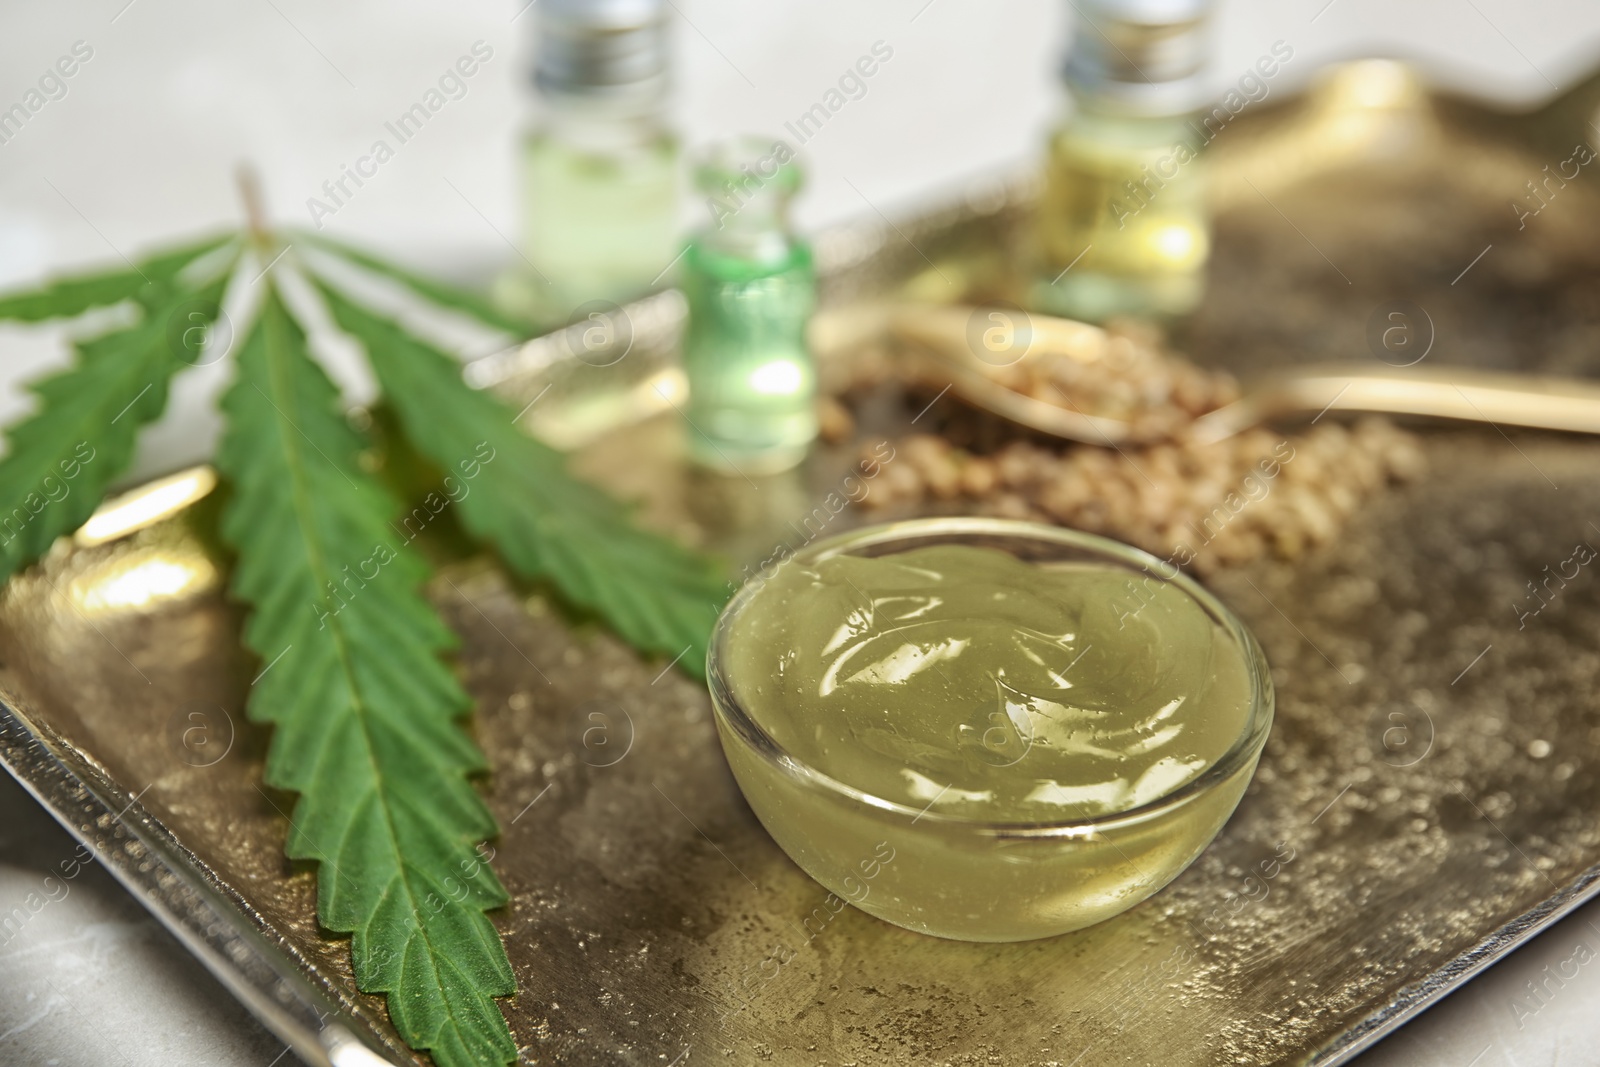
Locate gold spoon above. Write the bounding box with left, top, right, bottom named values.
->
left=889, top=305, right=1600, bottom=446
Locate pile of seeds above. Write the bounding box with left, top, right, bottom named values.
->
left=861, top=421, right=1424, bottom=574
left=981, top=319, right=1243, bottom=442
left=843, top=320, right=1427, bottom=574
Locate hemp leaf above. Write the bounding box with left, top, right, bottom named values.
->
left=217, top=285, right=515, bottom=1067
left=315, top=281, right=724, bottom=676
left=0, top=235, right=236, bottom=574
left=0, top=206, right=728, bottom=1067
left=297, top=228, right=529, bottom=334
left=0, top=232, right=232, bottom=323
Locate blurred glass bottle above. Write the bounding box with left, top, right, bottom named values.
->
left=1031, top=0, right=1213, bottom=322
left=681, top=138, right=817, bottom=474
left=499, top=0, right=680, bottom=327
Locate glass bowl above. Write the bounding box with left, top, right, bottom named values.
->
left=706, top=517, right=1274, bottom=942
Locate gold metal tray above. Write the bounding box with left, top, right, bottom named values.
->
left=5, top=61, right=1600, bottom=1067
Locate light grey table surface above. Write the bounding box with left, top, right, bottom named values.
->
left=4, top=1, right=1600, bottom=1064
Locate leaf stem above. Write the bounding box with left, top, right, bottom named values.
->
left=235, top=163, right=272, bottom=248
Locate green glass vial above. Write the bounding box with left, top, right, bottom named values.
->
left=501, top=0, right=681, bottom=327
left=680, top=138, right=817, bottom=474
left=1031, top=0, right=1213, bottom=322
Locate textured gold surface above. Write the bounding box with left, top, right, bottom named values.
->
left=3, top=65, right=1600, bottom=1066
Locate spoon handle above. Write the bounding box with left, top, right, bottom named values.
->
left=1190, top=363, right=1600, bottom=444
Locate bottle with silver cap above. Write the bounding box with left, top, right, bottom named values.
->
left=1031, top=0, right=1213, bottom=322
left=501, top=0, right=681, bottom=327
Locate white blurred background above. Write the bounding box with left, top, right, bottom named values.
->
left=4, top=0, right=1600, bottom=285
left=3, top=1, right=1600, bottom=1064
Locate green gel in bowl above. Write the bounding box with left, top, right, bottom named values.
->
left=707, top=518, right=1273, bottom=942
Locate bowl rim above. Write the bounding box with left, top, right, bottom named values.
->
left=706, top=516, right=1275, bottom=838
